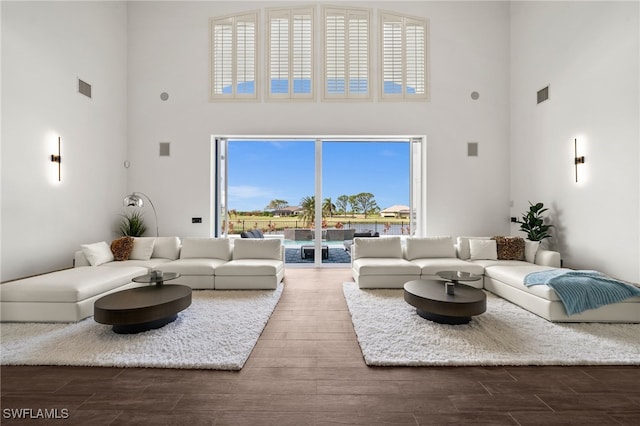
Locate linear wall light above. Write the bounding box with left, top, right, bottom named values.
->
left=574, top=138, right=585, bottom=183
left=51, top=136, right=61, bottom=181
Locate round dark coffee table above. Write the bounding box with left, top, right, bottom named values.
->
left=404, top=280, right=486, bottom=325
left=94, top=284, right=192, bottom=334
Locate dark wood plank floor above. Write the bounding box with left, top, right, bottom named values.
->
left=1, top=268, right=639, bottom=425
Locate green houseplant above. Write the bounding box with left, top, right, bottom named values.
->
left=517, top=202, right=553, bottom=241
left=119, top=210, right=147, bottom=237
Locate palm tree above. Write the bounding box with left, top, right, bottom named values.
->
left=299, top=196, right=315, bottom=227
left=322, top=197, right=336, bottom=218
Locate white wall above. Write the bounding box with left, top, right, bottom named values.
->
left=1, top=1, right=128, bottom=281
left=510, top=1, right=640, bottom=282
left=126, top=1, right=511, bottom=240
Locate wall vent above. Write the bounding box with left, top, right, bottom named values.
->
left=159, top=142, right=171, bottom=157
left=537, top=85, right=549, bottom=104
left=78, top=79, right=92, bottom=98
left=467, top=142, right=478, bottom=157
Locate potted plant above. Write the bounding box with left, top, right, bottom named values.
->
left=119, top=210, right=147, bottom=237
left=517, top=202, right=553, bottom=241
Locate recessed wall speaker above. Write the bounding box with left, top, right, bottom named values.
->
left=159, top=142, right=170, bottom=157
left=468, top=142, right=478, bottom=157
left=78, top=79, right=92, bottom=98
left=470, top=91, right=479, bottom=100
left=160, top=92, right=169, bottom=101
left=537, top=85, right=549, bottom=104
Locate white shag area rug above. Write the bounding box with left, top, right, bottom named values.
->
left=1, top=284, right=283, bottom=370
left=343, top=282, right=640, bottom=366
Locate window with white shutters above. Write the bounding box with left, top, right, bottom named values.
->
left=323, top=7, right=370, bottom=100
left=267, top=7, right=314, bottom=100
left=380, top=12, right=428, bottom=100
left=210, top=12, right=258, bottom=101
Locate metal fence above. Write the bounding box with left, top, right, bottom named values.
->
left=223, top=219, right=411, bottom=236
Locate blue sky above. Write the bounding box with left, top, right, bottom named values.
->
left=227, top=140, right=410, bottom=212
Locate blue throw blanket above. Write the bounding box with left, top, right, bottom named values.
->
left=524, top=269, right=640, bottom=316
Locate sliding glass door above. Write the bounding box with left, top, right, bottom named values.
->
left=213, top=136, right=426, bottom=266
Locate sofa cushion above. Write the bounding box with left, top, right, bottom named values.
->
left=80, top=242, right=114, bottom=266
left=456, top=236, right=492, bottom=260
left=158, top=258, right=227, bottom=275
left=493, top=236, right=525, bottom=261
left=215, top=259, right=283, bottom=276
left=353, top=237, right=402, bottom=260
left=0, top=266, right=146, bottom=303
left=411, top=258, right=485, bottom=275
left=525, top=240, right=541, bottom=263
left=233, top=239, right=281, bottom=260
left=484, top=264, right=562, bottom=302
left=152, top=236, right=181, bottom=260
left=469, top=239, right=497, bottom=260
left=470, top=259, right=531, bottom=268
left=130, top=237, right=156, bottom=260
left=101, top=258, right=173, bottom=270
left=110, top=237, right=134, bottom=261
left=353, top=258, right=421, bottom=276
left=180, top=238, right=231, bottom=260
left=405, top=237, right=455, bottom=260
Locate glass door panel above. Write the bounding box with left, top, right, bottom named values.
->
left=226, top=139, right=315, bottom=265
left=215, top=136, right=422, bottom=267
left=321, top=140, right=410, bottom=264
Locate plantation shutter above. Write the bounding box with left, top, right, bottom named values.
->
left=210, top=12, right=257, bottom=100
left=212, top=17, right=233, bottom=96
left=292, top=12, right=312, bottom=95
left=381, top=12, right=428, bottom=100
left=269, top=11, right=289, bottom=95
left=381, top=13, right=403, bottom=97
left=236, top=14, right=256, bottom=95
left=405, top=17, right=426, bottom=96
left=348, top=11, right=369, bottom=96
left=324, top=8, right=370, bottom=99
left=268, top=7, right=314, bottom=99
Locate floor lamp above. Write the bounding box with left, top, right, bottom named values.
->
left=123, top=192, right=159, bottom=237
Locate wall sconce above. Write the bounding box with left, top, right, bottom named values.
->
left=50, top=136, right=61, bottom=181
left=574, top=138, right=584, bottom=183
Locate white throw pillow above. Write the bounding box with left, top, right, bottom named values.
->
left=180, top=238, right=231, bottom=260
left=524, top=240, right=541, bottom=264
left=405, top=237, right=455, bottom=260
left=152, top=236, right=181, bottom=260
left=80, top=241, right=114, bottom=266
left=233, top=239, right=281, bottom=260
left=353, top=237, right=401, bottom=259
left=456, top=236, right=492, bottom=260
left=469, top=239, right=497, bottom=260
left=129, top=237, right=156, bottom=260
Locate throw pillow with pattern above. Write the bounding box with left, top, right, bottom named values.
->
left=111, top=236, right=134, bottom=261
left=492, top=236, right=525, bottom=261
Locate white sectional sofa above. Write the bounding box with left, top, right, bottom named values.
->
left=73, top=236, right=285, bottom=290
left=0, top=266, right=146, bottom=322
left=351, top=236, right=640, bottom=323
left=1, top=236, right=284, bottom=323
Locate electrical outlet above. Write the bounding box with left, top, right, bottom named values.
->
left=510, top=217, right=518, bottom=223
left=192, top=217, right=202, bottom=224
